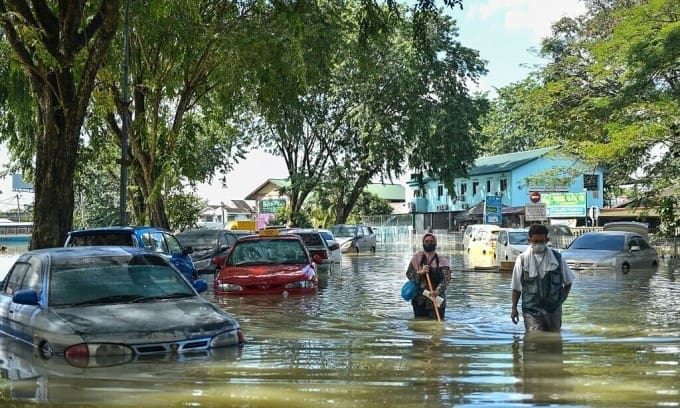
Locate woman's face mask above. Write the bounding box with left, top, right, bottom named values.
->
left=423, top=241, right=436, bottom=252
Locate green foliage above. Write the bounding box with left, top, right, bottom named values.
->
left=348, top=192, right=393, bottom=221
left=166, top=191, right=206, bottom=232
left=482, top=0, right=680, bottom=200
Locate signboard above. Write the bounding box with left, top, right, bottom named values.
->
left=258, top=199, right=286, bottom=214
left=525, top=203, right=547, bottom=221
left=529, top=191, right=541, bottom=203
left=544, top=192, right=586, bottom=217
left=12, top=174, right=34, bottom=193
left=484, top=195, right=503, bottom=225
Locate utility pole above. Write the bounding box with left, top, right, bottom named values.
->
left=16, top=194, right=20, bottom=222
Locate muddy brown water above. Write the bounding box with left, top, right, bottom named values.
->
left=1, top=240, right=678, bottom=407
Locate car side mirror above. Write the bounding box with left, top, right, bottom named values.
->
left=183, top=246, right=194, bottom=255
left=193, top=279, right=208, bottom=293
left=13, top=290, right=39, bottom=306
left=212, top=255, right=226, bottom=267
left=329, top=243, right=339, bottom=251
left=312, top=254, right=323, bottom=264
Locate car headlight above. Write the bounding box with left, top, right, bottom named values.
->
left=211, top=329, right=245, bottom=348
left=216, top=283, right=243, bottom=292
left=285, top=280, right=316, bottom=289
left=341, top=241, right=352, bottom=250
left=65, top=343, right=134, bottom=368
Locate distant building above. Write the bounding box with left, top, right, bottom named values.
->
left=245, top=179, right=406, bottom=229
left=197, top=200, right=254, bottom=229
left=407, top=147, right=605, bottom=228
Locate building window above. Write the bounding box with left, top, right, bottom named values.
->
left=472, top=181, right=479, bottom=196
left=500, top=178, right=507, bottom=192
left=437, top=184, right=444, bottom=197
left=486, top=179, right=492, bottom=194
left=413, top=189, right=421, bottom=198
left=583, top=174, right=599, bottom=191
left=460, top=183, right=467, bottom=196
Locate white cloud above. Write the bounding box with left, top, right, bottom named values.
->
left=465, top=0, right=586, bottom=40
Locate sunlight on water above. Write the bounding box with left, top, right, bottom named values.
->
left=1, top=242, right=679, bottom=407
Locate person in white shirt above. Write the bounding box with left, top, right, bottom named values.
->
left=511, top=224, right=575, bottom=332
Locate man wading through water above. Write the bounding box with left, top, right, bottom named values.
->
left=405, top=233, right=452, bottom=319
left=511, top=224, right=575, bottom=332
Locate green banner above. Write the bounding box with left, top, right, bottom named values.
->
left=259, top=198, right=286, bottom=214
left=544, top=192, right=586, bottom=217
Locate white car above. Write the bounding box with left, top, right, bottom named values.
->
left=316, top=229, right=342, bottom=263
left=330, top=224, right=376, bottom=253
left=495, top=228, right=529, bottom=268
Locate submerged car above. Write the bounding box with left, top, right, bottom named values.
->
left=330, top=224, right=376, bottom=253
left=213, top=231, right=320, bottom=295
left=176, top=229, right=249, bottom=275
left=283, top=229, right=334, bottom=270
left=316, top=228, right=342, bottom=263
left=561, top=231, right=658, bottom=273
left=495, top=228, right=529, bottom=268
left=65, top=226, right=198, bottom=282
left=0, top=247, right=243, bottom=368
left=466, top=226, right=501, bottom=269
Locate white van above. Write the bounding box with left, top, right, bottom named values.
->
left=463, top=224, right=499, bottom=251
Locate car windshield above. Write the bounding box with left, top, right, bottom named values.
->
left=67, top=232, right=134, bottom=246
left=228, top=239, right=307, bottom=265
left=177, top=231, right=218, bottom=249
left=508, top=232, right=529, bottom=245
left=294, top=233, right=325, bottom=247
left=331, top=226, right=356, bottom=237
left=318, top=231, right=334, bottom=241
left=49, top=254, right=195, bottom=307
left=569, top=234, right=625, bottom=251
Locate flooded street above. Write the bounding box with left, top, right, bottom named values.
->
left=1, top=239, right=678, bottom=407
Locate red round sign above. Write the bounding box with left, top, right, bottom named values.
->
left=529, top=191, right=541, bottom=203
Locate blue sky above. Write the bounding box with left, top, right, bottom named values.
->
left=0, top=0, right=587, bottom=211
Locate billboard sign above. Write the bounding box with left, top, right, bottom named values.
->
left=484, top=195, right=502, bottom=225
left=258, top=198, right=286, bottom=214
left=544, top=192, right=586, bottom=217
left=525, top=203, right=547, bottom=221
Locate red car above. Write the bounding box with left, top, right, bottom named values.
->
left=213, top=232, right=321, bottom=295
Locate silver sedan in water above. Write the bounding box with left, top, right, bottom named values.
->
left=561, top=231, right=659, bottom=273
left=0, top=246, right=244, bottom=368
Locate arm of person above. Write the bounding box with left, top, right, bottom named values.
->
left=510, top=254, right=524, bottom=324
left=434, top=266, right=452, bottom=295
left=405, top=262, right=420, bottom=281
left=511, top=290, right=521, bottom=324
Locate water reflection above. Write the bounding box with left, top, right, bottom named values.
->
left=1, top=244, right=679, bottom=407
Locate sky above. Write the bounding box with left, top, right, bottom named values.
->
left=0, top=0, right=587, bottom=211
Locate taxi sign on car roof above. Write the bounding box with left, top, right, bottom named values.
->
left=258, top=229, right=279, bottom=237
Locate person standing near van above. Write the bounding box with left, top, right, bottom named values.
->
left=405, top=233, right=452, bottom=319
left=510, top=224, right=575, bottom=332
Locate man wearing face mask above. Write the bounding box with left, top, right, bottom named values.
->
left=405, top=233, right=452, bottom=319
left=511, top=224, right=575, bottom=332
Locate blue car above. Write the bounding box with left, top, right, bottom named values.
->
left=64, top=226, right=198, bottom=282
left=0, top=247, right=243, bottom=368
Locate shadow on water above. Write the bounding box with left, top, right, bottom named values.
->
left=1, top=243, right=679, bottom=407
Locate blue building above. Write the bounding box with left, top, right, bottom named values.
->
left=407, top=147, right=605, bottom=227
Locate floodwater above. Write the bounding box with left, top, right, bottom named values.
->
left=1, top=239, right=678, bottom=407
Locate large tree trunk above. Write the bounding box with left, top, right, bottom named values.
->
left=31, top=76, right=79, bottom=248
left=0, top=0, right=120, bottom=249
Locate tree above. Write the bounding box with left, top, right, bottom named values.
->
left=95, top=0, right=251, bottom=228
left=0, top=0, right=120, bottom=248
left=249, top=2, right=486, bottom=225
